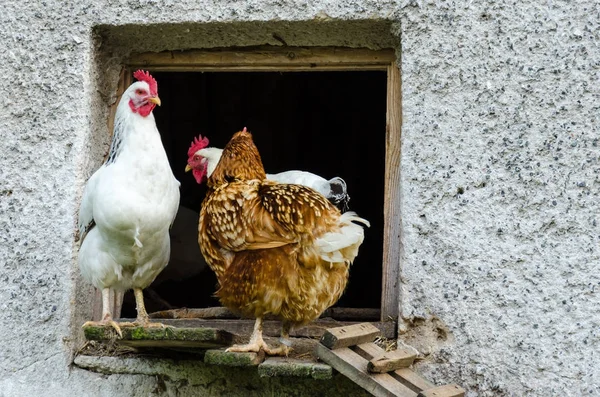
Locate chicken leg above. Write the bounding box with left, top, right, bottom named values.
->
left=226, top=317, right=291, bottom=356
left=128, top=288, right=170, bottom=328
left=82, top=287, right=124, bottom=338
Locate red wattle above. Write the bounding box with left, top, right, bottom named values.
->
left=128, top=99, right=155, bottom=117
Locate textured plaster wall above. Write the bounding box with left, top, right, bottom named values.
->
left=399, top=1, right=599, bottom=396
left=0, top=0, right=597, bottom=396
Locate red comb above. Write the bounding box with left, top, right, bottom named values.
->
left=188, top=134, right=210, bottom=157
left=133, top=70, right=158, bottom=96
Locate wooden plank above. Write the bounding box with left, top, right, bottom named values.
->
left=83, top=325, right=234, bottom=349
left=91, top=288, right=102, bottom=321
left=391, top=368, right=435, bottom=393
left=119, top=318, right=395, bottom=339
left=353, top=343, right=416, bottom=373
left=127, top=47, right=395, bottom=71
left=352, top=341, right=386, bottom=359
left=315, top=344, right=417, bottom=397
left=127, top=65, right=388, bottom=72
left=321, top=307, right=381, bottom=321
left=150, top=307, right=235, bottom=319
left=417, top=385, right=465, bottom=397
left=381, top=60, right=402, bottom=322
left=368, top=349, right=416, bottom=373
left=150, top=306, right=381, bottom=321
left=320, top=323, right=381, bottom=349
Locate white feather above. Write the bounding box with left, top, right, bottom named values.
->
left=78, top=81, right=180, bottom=292
left=197, top=147, right=348, bottom=202
left=315, top=212, right=370, bottom=264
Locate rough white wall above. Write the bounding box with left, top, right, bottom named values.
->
left=0, top=0, right=597, bottom=396
left=398, top=1, right=599, bottom=395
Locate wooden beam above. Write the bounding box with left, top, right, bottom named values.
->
left=391, top=368, right=435, bottom=393
left=368, top=350, right=416, bottom=373
left=316, top=344, right=417, bottom=397
left=320, top=307, right=381, bottom=321
left=118, top=318, right=395, bottom=339
left=417, top=385, right=465, bottom=397
left=150, top=306, right=381, bottom=321
left=320, top=323, right=380, bottom=349
left=381, top=60, right=402, bottom=321
left=351, top=342, right=431, bottom=391
left=127, top=47, right=395, bottom=71
left=351, top=342, right=416, bottom=373
left=150, top=307, right=235, bottom=319
left=83, top=325, right=234, bottom=349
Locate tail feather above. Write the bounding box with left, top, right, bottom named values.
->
left=316, top=211, right=370, bottom=264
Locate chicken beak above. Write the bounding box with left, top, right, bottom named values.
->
left=148, top=96, right=161, bottom=106
left=185, top=164, right=192, bottom=172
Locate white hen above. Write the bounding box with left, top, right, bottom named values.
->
left=186, top=145, right=350, bottom=209
left=78, top=70, right=180, bottom=336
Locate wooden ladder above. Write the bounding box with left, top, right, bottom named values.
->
left=315, top=323, right=465, bottom=397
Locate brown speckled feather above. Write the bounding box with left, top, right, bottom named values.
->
left=198, top=130, right=365, bottom=326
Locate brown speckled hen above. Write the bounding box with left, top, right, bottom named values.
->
left=191, top=129, right=369, bottom=355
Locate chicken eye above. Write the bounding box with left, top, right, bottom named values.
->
left=193, top=155, right=200, bottom=161
left=135, top=89, right=145, bottom=95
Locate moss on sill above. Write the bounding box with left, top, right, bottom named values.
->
left=83, top=325, right=235, bottom=349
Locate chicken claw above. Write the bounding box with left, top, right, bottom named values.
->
left=82, top=318, right=123, bottom=338
left=226, top=341, right=290, bottom=356
left=226, top=317, right=291, bottom=356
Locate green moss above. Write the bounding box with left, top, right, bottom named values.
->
left=82, top=325, right=233, bottom=348
left=83, top=326, right=116, bottom=340
left=204, top=349, right=263, bottom=366
left=129, top=327, right=148, bottom=340
left=258, top=358, right=332, bottom=379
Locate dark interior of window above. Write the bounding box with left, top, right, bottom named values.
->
left=121, top=70, right=387, bottom=318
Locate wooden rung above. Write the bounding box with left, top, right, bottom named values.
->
left=417, top=384, right=465, bottom=397
left=320, top=322, right=380, bottom=349
left=350, top=343, right=417, bottom=373
left=316, top=344, right=418, bottom=397
left=368, top=348, right=417, bottom=373
left=392, top=368, right=434, bottom=392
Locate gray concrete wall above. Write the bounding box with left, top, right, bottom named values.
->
left=0, top=1, right=597, bottom=396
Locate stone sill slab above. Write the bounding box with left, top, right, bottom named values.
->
left=74, top=353, right=333, bottom=380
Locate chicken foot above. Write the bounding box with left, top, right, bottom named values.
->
left=123, top=288, right=171, bottom=328
left=226, top=318, right=291, bottom=356
left=82, top=287, right=124, bottom=338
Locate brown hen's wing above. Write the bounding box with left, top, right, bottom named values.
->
left=241, top=182, right=341, bottom=249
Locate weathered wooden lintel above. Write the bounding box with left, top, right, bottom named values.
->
left=127, top=47, right=395, bottom=72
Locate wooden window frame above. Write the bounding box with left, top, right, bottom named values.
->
left=97, top=46, right=401, bottom=339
